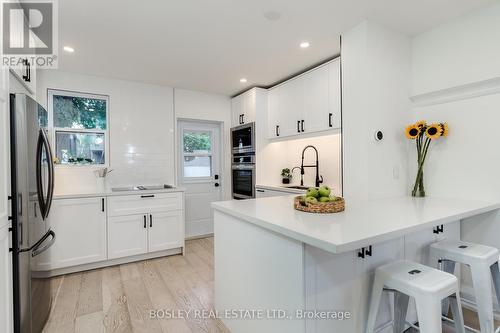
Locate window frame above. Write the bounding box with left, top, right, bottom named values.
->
left=47, top=89, right=110, bottom=168
left=180, top=128, right=214, bottom=182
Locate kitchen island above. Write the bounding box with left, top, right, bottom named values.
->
left=212, top=195, right=500, bottom=333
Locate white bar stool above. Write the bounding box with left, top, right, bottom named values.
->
left=366, top=260, right=465, bottom=333
left=430, top=240, right=500, bottom=333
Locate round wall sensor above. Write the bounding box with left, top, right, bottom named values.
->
left=374, top=130, right=384, bottom=141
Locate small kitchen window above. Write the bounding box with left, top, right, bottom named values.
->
left=48, top=89, right=109, bottom=166
left=182, top=130, right=213, bottom=178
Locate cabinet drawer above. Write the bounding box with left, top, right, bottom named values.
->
left=108, top=192, right=183, bottom=216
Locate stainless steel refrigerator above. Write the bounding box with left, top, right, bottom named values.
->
left=10, top=94, right=56, bottom=333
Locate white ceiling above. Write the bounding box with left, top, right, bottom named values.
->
left=57, top=0, right=496, bottom=96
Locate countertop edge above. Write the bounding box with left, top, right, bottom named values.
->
left=54, top=187, right=186, bottom=200
left=212, top=199, right=500, bottom=254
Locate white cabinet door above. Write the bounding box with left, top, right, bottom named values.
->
left=108, top=214, right=148, bottom=259
left=255, top=188, right=297, bottom=198
left=241, top=90, right=256, bottom=124
left=148, top=210, right=184, bottom=253
left=268, top=86, right=282, bottom=138
left=40, top=197, right=107, bottom=269
left=303, top=65, right=330, bottom=133
left=328, top=60, right=341, bottom=129
left=231, top=95, right=243, bottom=127
left=279, top=78, right=304, bottom=137
left=0, top=224, right=13, bottom=333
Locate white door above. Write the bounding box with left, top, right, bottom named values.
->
left=0, top=66, right=13, bottom=333
left=108, top=214, right=148, bottom=259
left=38, top=197, right=107, bottom=270
left=148, top=210, right=184, bottom=252
left=178, top=120, right=222, bottom=238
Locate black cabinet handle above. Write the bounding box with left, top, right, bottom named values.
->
left=241, top=114, right=245, bottom=124
left=27, top=61, right=31, bottom=82
left=101, top=198, right=105, bottom=212
left=276, top=125, right=280, bottom=137
left=297, top=120, right=301, bottom=133
left=433, top=225, right=444, bottom=234
left=301, top=120, right=305, bottom=132
left=143, top=215, right=147, bottom=228
left=256, top=189, right=265, bottom=193
left=358, top=245, right=373, bottom=259
left=149, top=214, right=153, bottom=228
left=141, top=195, right=155, bottom=198
left=329, top=113, right=333, bottom=127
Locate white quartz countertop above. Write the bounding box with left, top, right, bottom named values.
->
left=54, top=186, right=185, bottom=199
left=212, top=195, right=500, bottom=254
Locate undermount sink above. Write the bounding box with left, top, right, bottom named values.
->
left=111, top=184, right=174, bottom=192
left=283, top=185, right=310, bottom=190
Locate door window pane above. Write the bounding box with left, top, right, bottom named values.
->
left=53, top=94, right=107, bottom=130
left=55, top=131, right=105, bottom=165
left=183, top=156, right=211, bottom=177
left=183, top=131, right=211, bottom=153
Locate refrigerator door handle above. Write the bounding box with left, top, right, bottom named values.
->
left=18, top=229, right=55, bottom=256
left=31, top=230, right=55, bottom=257
left=36, top=129, right=47, bottom=219
left=36, top=129, right=55, bottom=220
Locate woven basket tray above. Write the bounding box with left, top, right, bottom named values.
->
left=294, top=196, right=345, bottom=214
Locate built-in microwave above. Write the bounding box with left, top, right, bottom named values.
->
left=231, top=122, right=255, bottom=154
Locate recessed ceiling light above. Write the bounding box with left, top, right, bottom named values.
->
left=300, top=42, right=310, bottom=49
left=63, top=46, right=75, bottom=53
left=240, top=78, right=247, bottom=83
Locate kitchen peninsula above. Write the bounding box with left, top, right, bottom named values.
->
left=212, top=195, right=500, bottom=333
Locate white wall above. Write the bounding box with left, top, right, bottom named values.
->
left=410, top=1, right=500, bottom=308
left=257, top=134, right=343, bottom=196
left=341, top=21, right=412, bottom=200
left=36, top=70, right=176, bottom=195
left=173, top=88, right=231, bottom=199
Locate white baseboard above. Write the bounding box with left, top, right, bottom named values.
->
left=186, top=233, right=214, bottom=240
left=32, top=247, right=184, bottom=278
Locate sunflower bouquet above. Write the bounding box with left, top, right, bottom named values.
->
left=405, top=121, right=448, bottom=197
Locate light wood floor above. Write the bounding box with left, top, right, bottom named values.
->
left=42, top=236, right=497, bottom=333
left=42, top=237, right=230, bottom=333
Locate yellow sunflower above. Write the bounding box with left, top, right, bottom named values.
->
left=415, top=120, right=427, bottom=129
left=405, top=124, right=420, bottom=139
left=439, top=123, right=449, bottom=137
left=425, top=123, right=441, bottom=139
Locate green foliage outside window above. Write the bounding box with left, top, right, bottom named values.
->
left=53, top=95, right=107, bottom=129
left=183, top=132, right=211, bottom=153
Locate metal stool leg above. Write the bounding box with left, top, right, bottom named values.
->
left=441, top=260, right=456, bottom=316
left=393, top=292, right=409, bottom=333
left=415, top=297, right=443, bottom=333
left=471, top=263, right=495, bottom=333
left=449, top=292, right=466, bottom=333
left=365, top=275, right=385, bottom=333
left=490, top=261, right=500, bottom=308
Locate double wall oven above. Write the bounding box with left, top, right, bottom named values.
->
left=231, top=123, right=255, bottom=199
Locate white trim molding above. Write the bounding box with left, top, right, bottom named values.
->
left=411, top=77, right=500, bottom=107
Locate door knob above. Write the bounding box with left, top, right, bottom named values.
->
left=215, top=183, right=220, bottom=187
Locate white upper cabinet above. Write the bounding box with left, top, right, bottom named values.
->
left=268, top=59, right=341, bottom=139
left=231, top=88, right=260, bottom=127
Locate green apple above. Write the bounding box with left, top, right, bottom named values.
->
left=306, top=188, right=319, bottom=198
left=305, top=196, right=318, bottom=204
left=319, top=196, right=330, bottom=203
left=318, top=185, right=331, bottom=197
left=329, top=196, right=339, bottom=202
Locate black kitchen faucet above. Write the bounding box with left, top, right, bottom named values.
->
left=300, top=145, right=323, bottom=187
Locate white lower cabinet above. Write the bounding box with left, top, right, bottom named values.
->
left=108, top=214, right=149, bottom=259
left=107, top=193, right=185, bottom=260
left=255, top=187, right=298, bottom=198
left=0, top=223, right=13, bottom=333
left=148, top=211, right=184, bottom=252
left=39, top=197, right=107, bottom=270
